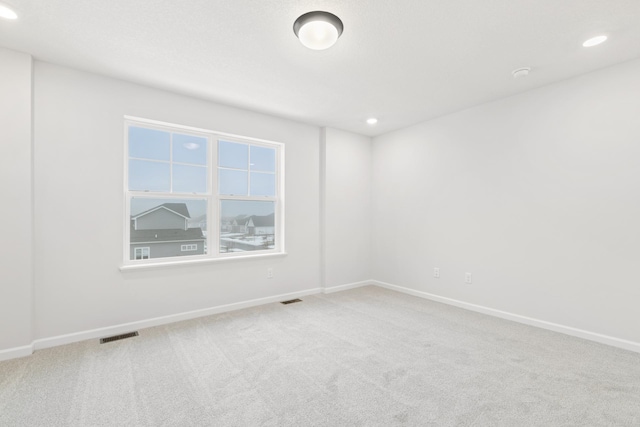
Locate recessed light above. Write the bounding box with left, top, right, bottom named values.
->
left=0, top=2, right=18, bottom=20
left=293, top=11, right=343, bottom=50
left=512, top=67, right=531, bottom=79
left=583, top=35, right=607, bottom=47
left=366, top=118, right=378, bottom=125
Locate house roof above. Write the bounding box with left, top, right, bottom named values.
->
left=132, top=203, right=191, bottom=220
left=250, top=213, right=275, bottom=227
left=130, top=226, right=204, bottom=243
left=235, top=213, right=274, bottom=228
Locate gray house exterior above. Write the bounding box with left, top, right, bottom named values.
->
left=130, top=203, right=205, bottom=260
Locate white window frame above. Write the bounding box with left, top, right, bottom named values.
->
left=123, top=116, right=285, bottom=268
left=181, top=244, right=197, bottom=251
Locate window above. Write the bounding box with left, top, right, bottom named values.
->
left=125, top=117, right=283, bottom=265
left=218, top=140, right=277, bottom=253
left=134, top=247, right=150, bottom=260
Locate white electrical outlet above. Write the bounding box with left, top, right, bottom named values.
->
left=267, top=268, right=274, bottom=279
left=465, top=273, right=472, bottom=284
left=434, top=267, right=440, bottom=278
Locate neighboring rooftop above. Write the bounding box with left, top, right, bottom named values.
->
left=233, top=213, right=275, bottom=228
left=132, top=203, right=191, bottom=219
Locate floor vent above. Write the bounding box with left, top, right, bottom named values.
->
left=281, top=298, right=302, bottom=305
left=100, top=331, right=139, bottom=344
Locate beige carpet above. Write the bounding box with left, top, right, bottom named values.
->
left=1, top=286, right=639, bottom=426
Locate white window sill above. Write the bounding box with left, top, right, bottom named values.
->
left=120, top=252, right=287, bottom=272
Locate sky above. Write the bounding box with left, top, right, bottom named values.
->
left=128, top=126, right=277, bottom=221
left=128, top=127, right=276, bottom=196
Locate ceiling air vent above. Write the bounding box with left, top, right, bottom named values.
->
left=100, top=331, right=139, bottom=344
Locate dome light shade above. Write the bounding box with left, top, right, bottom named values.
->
left=294, top=11, right=343, bottom=50
left=0, top=2, right=18, bottom=20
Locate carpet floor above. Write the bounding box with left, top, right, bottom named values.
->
left=1, top=286, right=639, bottom=426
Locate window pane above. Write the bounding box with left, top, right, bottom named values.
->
left=128, top=160, right=170, bottom=192
left=134, top=247, right=150, bottom=260
left=173, top=164, right=207, bottom=193
left=219, top=169, right=248, bottom=195
left=173, top=134, right=207, bottom=165
left=250, top=146, right=276, bottom=172
left=129, top=127, right=170, bottom=161
left=220, top=200, right=275, bottom=253
left=130, top=197, right=207, bottom=260
left=250, top=172, right=275, bottom=196
left=219, top=141, right=248, bottom=169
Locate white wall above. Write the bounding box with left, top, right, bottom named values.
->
left=0, top=47, right=33, bottom=355
left=32, top=62, right=321, bottom=341
left=322, top=128, right=372, bottom=288
left=372, top=58, right=640, bottom=343
left=4, top=49, right=639, bottom=357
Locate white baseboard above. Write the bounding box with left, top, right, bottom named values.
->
left=31, top=287, right=322, bottom=352
left=1, top=282, right=371, bottom=360
left=5, top=279, right=637, bottom=361
left=0, top=344, right=34, bottom=362
left=323, top=280, right=373, bottom=294
left=372, top=280, right=640, bottom=354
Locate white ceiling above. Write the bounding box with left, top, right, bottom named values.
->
left=1, top=0, right=639, bottom=136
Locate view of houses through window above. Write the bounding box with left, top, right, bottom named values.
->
left=220, top=200, right=275, bottom=252
left=129, top=198, right=207, bottom=260
left=126, top=120, right=281, bottom=264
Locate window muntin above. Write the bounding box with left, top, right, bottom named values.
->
left=125, top=118, right=283, bottom=265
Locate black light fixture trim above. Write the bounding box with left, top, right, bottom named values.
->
left=293, top=11, right=344, bottom=38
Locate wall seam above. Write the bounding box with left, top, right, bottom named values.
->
left=29, top=55, right=35, bottom=346
left=319, top=127, right=327, bottom=290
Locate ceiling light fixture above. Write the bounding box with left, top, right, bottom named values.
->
left=0, top=2, right=18, bottom=20
left=582, top=35, right=607, bottom=47
left=366, top=118, right=378, bottom=125
left=293, top=11, right=343, bottom=50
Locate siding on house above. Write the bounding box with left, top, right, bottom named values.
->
left=135, top=208, right=187, bottom=230
left=130, top=241, right=205, bottom=259
left=130, top=203, right=204, bottom=259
